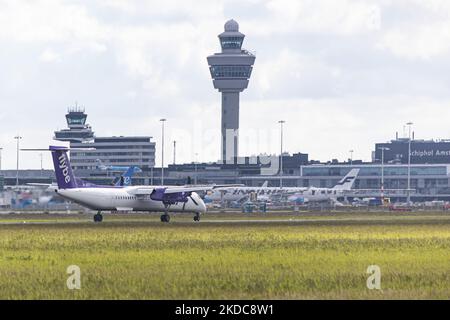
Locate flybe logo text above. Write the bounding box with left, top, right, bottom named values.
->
left=58, top=153, right=71, bottom=183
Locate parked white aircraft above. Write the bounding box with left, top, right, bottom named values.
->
left=205, top=169, right=360, bottom=204
left=28, top=146, right=222, bottom=223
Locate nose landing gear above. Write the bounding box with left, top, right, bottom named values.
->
left=193, top=212, right=200, bottom=222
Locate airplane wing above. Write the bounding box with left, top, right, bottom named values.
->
left=127, top=184, right=244, bottom=196
left=128, top=186, right=209, bottom=196
left=165, top=186, right=214, bottom=194
left=210, top=184, right=245, bottom=190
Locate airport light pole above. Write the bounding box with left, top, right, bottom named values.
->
left=194, top=153, right=198, bottom=185
left=349, top=150, right=354, bottom=166
left=160, top=119, right=166, bottom=186
left=278, top=120, right=285, bottom=189
left=406, top=122, right=413, bottom=205
left=150, top=166, right=154, bottom=185
left=39, top=153, right=44, bottom=176
left=379, top=147, right=390, bottom=203
left=39, top=153, right=43, bottom=170
left=0, top=147, right=3, bottom=171
left=14, top=135, right=22, bottom=186
left=173, top=140, right=176, bottom=165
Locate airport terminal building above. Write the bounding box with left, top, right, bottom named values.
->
left=3, top=136, right=450, bottom=201
left=70, top=136, right=155, bottom=171
left=54, top=108, right=156, bottom=175
left=374, top=137, right=450, bottom=164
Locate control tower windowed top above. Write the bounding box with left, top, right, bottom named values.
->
left=67, top=117, right=86, bottom=125
left=220, top=37, right=243, bottom=50
left=210, top=65, right=252, bottom=79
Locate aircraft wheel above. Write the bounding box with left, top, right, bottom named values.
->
left=193, top=214, right=200, bottom=222
left=93, top=213, right=103, bottom=223
left=161, top=214, right=170, bottom=223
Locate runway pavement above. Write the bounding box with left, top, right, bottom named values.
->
left=0, top=212, right=449, bottom=226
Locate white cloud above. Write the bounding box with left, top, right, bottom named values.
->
left=39, top=48, right=61, bottom=63
left=381, top=22, right=450, bottom=60
left=245, top=0, right=381, bottom=36
left=0, top=0, right=109, bottom=45
left=254, top=48, right=342, bottom=98
left=377, top=0, right=450, bottom=59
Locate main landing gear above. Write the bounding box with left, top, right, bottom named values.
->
left=160, top=214, right=170, bottom=223
left=93, top=212, right=103, bottom=223
left=160, top=203, right=171, bottom=223
left=159, top=205, right=201, bottom=223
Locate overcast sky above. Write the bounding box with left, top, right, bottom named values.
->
left=1, top=0, right=450, bottom=169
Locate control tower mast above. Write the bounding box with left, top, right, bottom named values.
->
left=207, top=19, right=255, bottom=162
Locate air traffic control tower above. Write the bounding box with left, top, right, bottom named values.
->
left=54, top=107, right=94, bottom=143
left=207, top=19, right=255, bottom=162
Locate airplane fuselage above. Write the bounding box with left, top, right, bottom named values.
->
left=206, top=186, right=343, bottom=203
left=55, top=187, right=206, bottom=213
left=287, top=187, right=345, bottom=203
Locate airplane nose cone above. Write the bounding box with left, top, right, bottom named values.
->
left=191, top=192, right=207, bottom=213
left=199, top=199, right=207, bottom=213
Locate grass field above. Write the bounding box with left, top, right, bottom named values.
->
left=0, top=211, right=449, bottom=299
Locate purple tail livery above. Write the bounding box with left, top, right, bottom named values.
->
left=50, top=146, right=77, bottom=189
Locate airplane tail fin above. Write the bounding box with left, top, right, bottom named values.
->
left=261, top=180, right=268, bottom=188
left=333, top=169, right=360, bottom=190
left=115, top=166, right=142, bottom=186
left=49, top=146, right=77, bottom=189
left=22, top=146, right=95, bottom=189
left=96, top=159, right=106, bottom=170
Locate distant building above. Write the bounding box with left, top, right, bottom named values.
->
left=374, top=135, right=450, bottom=164
left=54, top=106, right=155, bottom=173
left=0, top=170, right=53, bottom=186
left=70, top=136, right=155, bottom=171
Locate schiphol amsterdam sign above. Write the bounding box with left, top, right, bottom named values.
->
left=411, top=149, right=450, bottom=158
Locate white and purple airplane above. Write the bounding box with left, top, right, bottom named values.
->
left=40, top=146, right=217, bottom=223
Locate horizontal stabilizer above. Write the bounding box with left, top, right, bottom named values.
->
left=21, top=147, right=96, bottom=151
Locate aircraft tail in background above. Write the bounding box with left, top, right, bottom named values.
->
left=332, top=169, right=360, bottom=190
left=96, top=159, right=107, bottom=170
left=113, top=166, right=142, bottom=186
